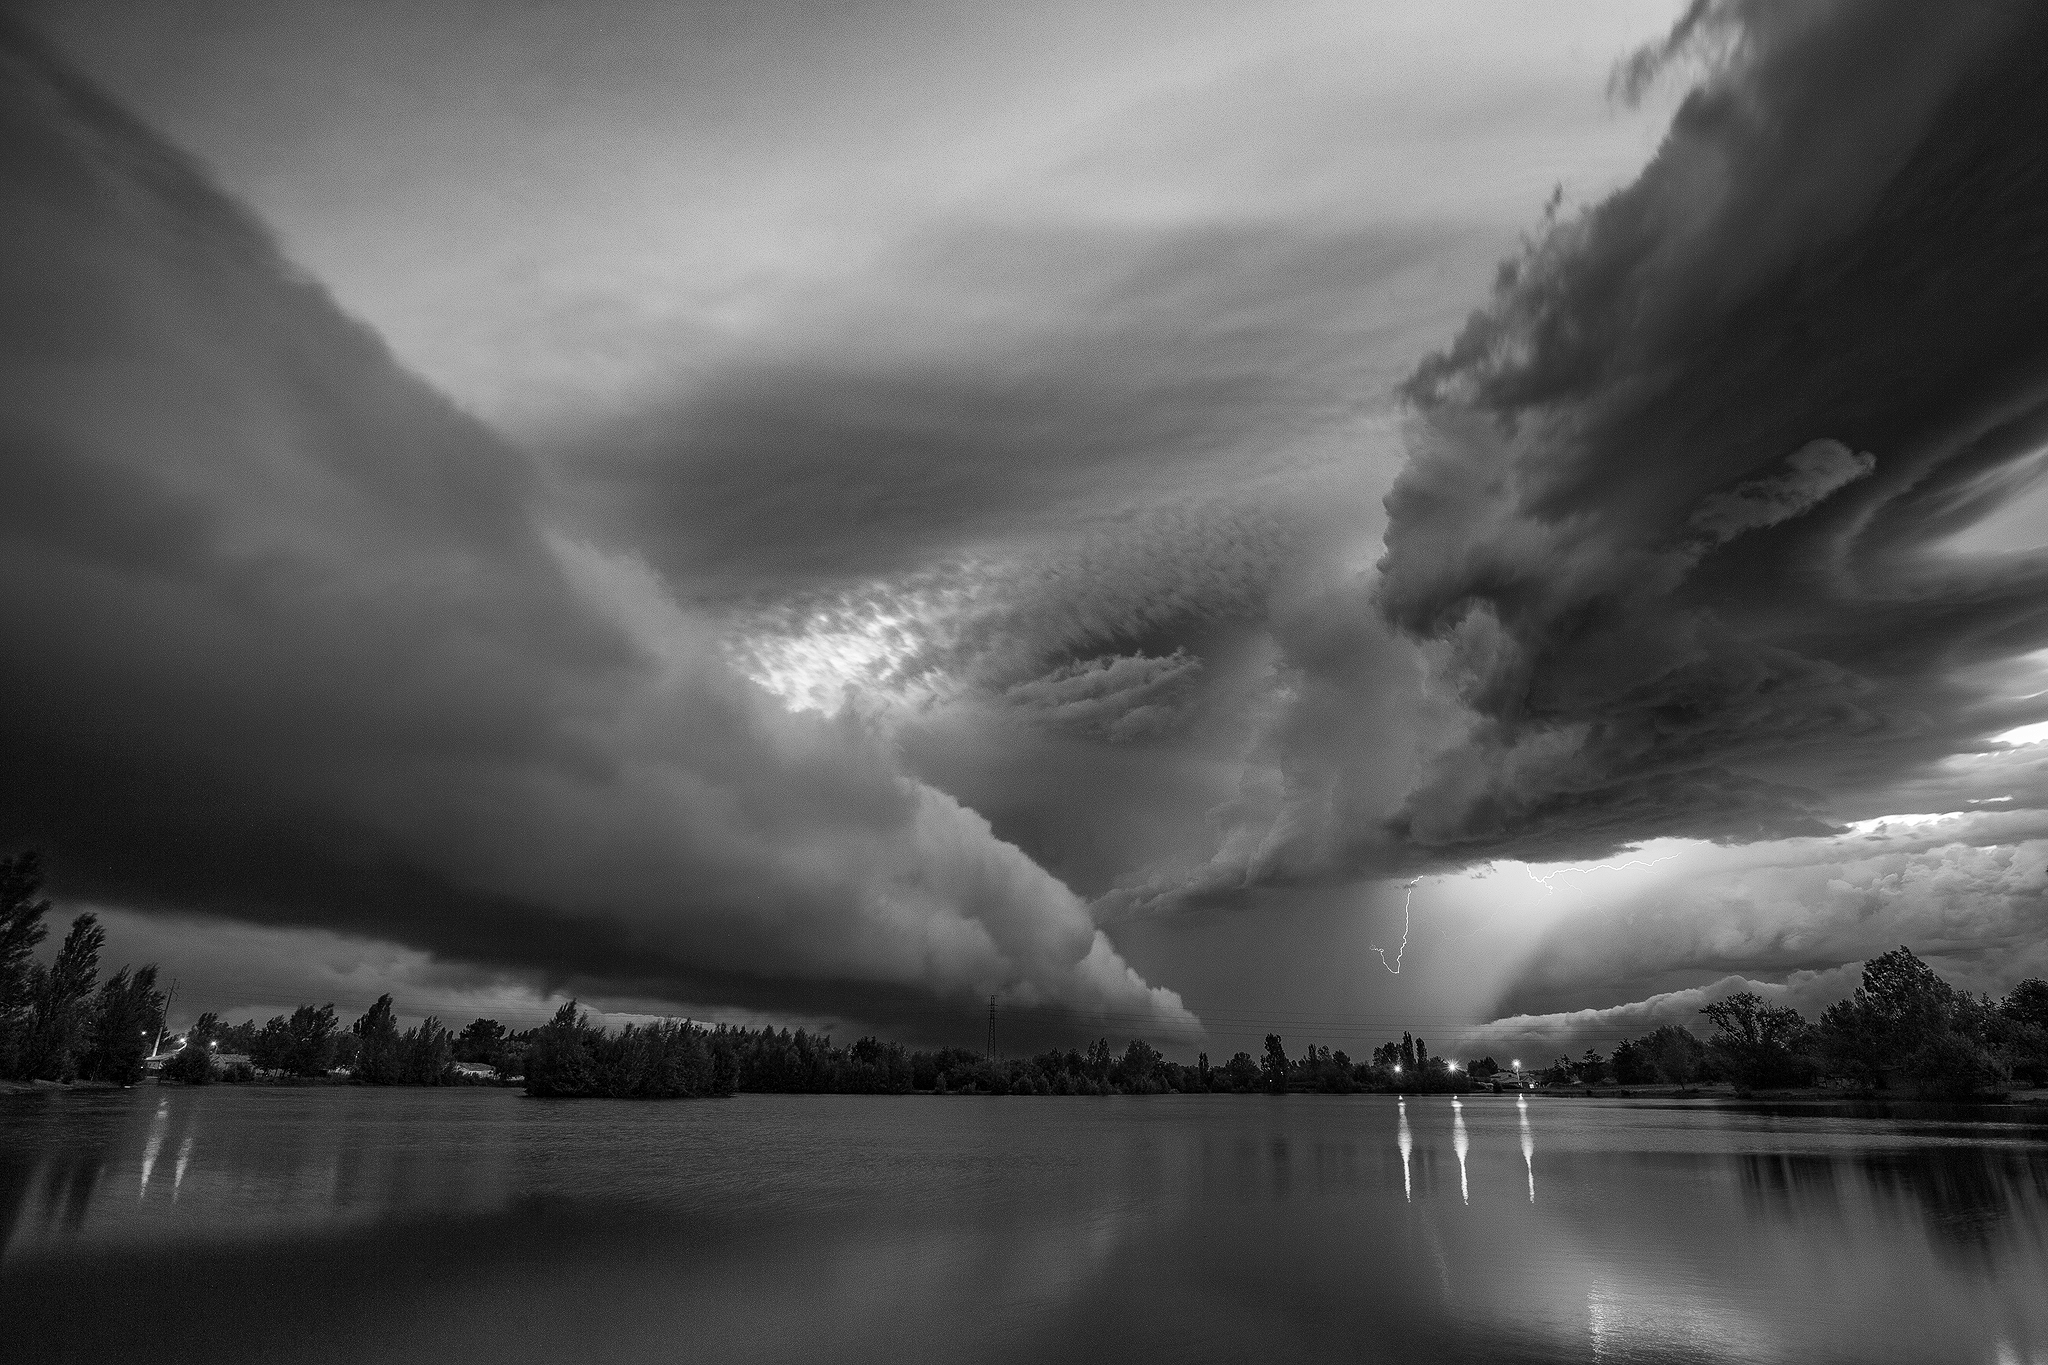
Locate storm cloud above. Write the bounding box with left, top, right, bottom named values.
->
left=0, top=25, right=1191, bottom=1045
left=1371, top=0, right=2048, bottom=865
left=13, top=0, right=2048, bottom=1051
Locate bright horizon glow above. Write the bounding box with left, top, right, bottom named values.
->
left=1993, top=719, right=2048, bottom=746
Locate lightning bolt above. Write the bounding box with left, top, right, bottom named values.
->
left=1371, top=878, right=1420, bottom=974
left=1525, top=853, right=1679, bottom=894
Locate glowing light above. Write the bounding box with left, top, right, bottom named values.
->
left=1393, top=1064, right=1403, bottom=1074
left=1842, top=810, right=1969, bottom=835
left=1371, top=879, right=1419, bottom=974
left=725, top=573, right=990, bottom=715
left=1994, top=719, right=2048, bottom=747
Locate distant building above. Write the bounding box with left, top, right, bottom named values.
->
left=451, top=1061, right=497, bottom=1080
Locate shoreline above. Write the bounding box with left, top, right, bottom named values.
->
left=8, top=1076, right=2044, bottom=1106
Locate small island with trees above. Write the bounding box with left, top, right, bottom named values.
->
left=5, top=851, right=2045, bottom=1102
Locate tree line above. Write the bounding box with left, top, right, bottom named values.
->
left=1533, top=947, right=2048, bottom=1099
left=12, top=846, right=2044, bottom=1101
left=156, top=947, right=2048, bottom=1102
left=523, top=1005, right=1493, bottom=1098
left=1, top=854, right=167, bottom=1085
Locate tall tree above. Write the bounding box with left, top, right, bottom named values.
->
left=0, top=851, right=52, bottom=1077
left=398, top=1015, right=452, bottom=1085
left=353, top=994, right=402, bottom=1084
left=19, top=913, right=104, bottom=1081
left=1261, top=1033, right=1289, bottom=1093
left=79, top=964, right=166, bottom=1084
left=455, top=1017, right=506, bottom=1063
left=282, top=1004, right=340, bottom=1077
left=1700, top=992, right=1811, bottom=1090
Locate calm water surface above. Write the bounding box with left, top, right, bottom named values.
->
left=4, top=1088, right=2046, bottom=1364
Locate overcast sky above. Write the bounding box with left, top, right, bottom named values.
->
left=6, top=0, right=2047, bottom=1060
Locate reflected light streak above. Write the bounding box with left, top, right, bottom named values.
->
left=172, top=1135, right=193, bottom=1201
left=1451, top=1096, right=1469, bottom=1205
left=139, top=1102, right=166, bottom=1198
left=1517, top=1093, right=1535, bottom=1203
left=1397, top=1098, right=1413, bottom=1203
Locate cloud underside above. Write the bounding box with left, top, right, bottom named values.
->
left=1353, top=0, right=2048, bottom=867
left=1097, top=3, right=2048, bottom=924
left=0, top=27, right=1192, bottom=1045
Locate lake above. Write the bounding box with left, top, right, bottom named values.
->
left=4, top=1088, right=2046, bottom=1364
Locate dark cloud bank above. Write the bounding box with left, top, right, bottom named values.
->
left=0, top=23, right=1190, bottom=1046
left=1181, top=0, right=2048, bottom=900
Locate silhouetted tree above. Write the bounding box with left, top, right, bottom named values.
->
left=18, top=913, right=104, bottom=1080
left=1701, top=992, right=1812, bottom=1090
left=1996, top=979, right=2048, bottom=1082
left=1261, top=1034, right=1290, bottom=1093
left=1634, top=1025, right=1707, bottom=1086
left=163, top=1038, right=214, bottom=1084
left=249, top=1016, right=293, bottom=1073
left=398, top=1016, right=453, bottom=1084
left=280, top=1004, right=339, bottom=1076
left=2005, top=979, right=2048, bottom=1032
left=455, top=1017, right=506, bottom=1063
left=0, top=851, right=52, bottom=1078
left=203, top=1017, right=258, bottom=1056
left=79, top=964, right=165, bottom=1084
left=525, top=1001, right=731, bottom=1098
left=352, top=994, right=402, bottom=1084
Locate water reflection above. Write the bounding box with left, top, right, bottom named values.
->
left=138, top=1100, right=165, bottom=1196
left=3, top=1089, right=2046, bottom=1365
left=1451, top=1096, right=1469, bottom=1204
left=1740, top=1142, right=2048, bottom=1270
left=1518, top=1092, right=1535, bottom=1203
left=1397, top=1097, right=1412, bottom=1202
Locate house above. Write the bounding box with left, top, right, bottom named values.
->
left=451, top=1061, right=497, bottom=1080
